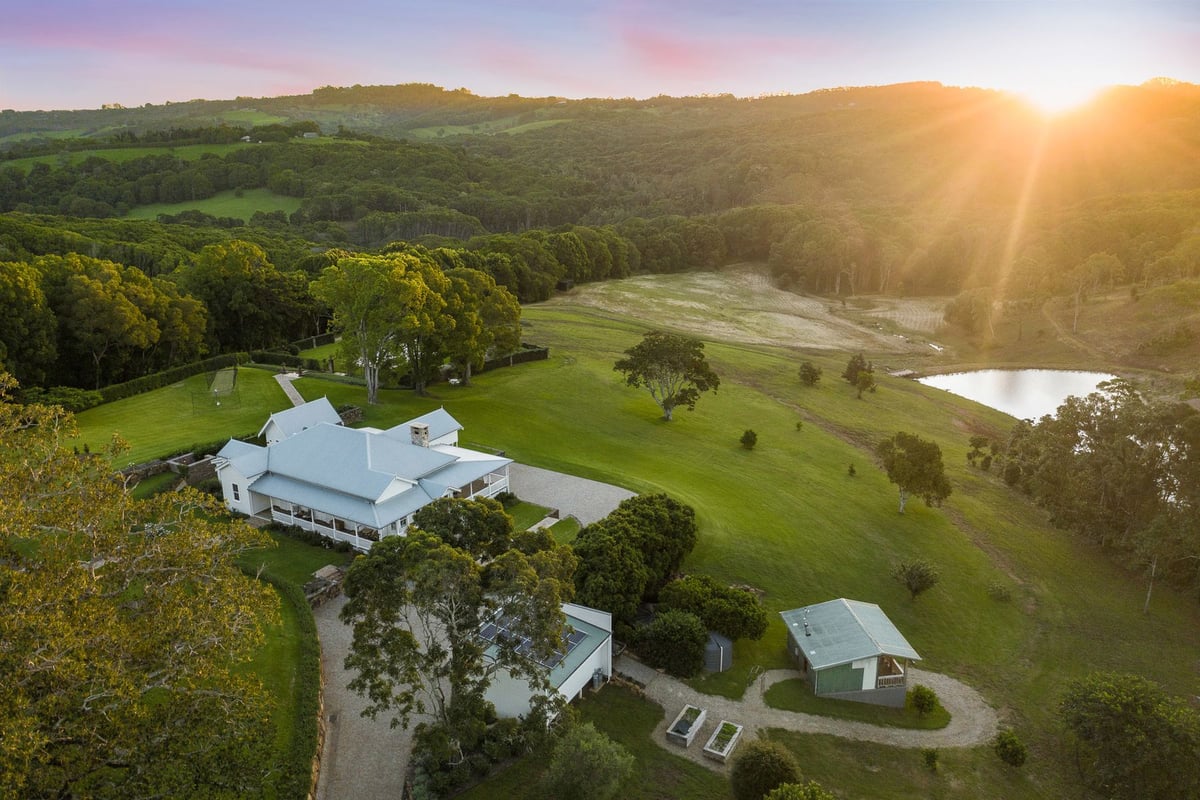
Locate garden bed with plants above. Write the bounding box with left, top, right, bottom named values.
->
left=702, top=720, right=743, bottom=762
left=666, top=704, right=707, bottom=747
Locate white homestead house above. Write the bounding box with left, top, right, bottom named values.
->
left=214, top=402, right=510, bottom=550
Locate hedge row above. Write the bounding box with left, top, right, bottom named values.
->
left=249, top=351, right=324, bottom=371
left=244, top=569, right=322, bottom=800
left=478, top=343, right=549, bottom=374
left=98, top=353, right=249, bottom=403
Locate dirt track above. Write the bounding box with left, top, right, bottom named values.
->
left=546, top=266, right=946, bottom=353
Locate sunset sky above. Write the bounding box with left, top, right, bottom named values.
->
left=2, top=1, right=1197, bottom=113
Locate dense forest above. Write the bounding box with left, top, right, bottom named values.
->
left=2, top=80, right=1199, bottom=395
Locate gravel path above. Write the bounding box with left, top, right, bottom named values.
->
left=508, top=463, right=635, bottom=525
left=273, top=372, right=305, bottom=407
left=315, top=595, right=422, bottom=800
left=615, top=657, right=999, bottom=772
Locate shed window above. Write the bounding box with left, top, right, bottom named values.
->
left=232, top=483, right=241, bottom=501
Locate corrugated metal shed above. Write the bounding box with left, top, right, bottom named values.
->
left=780, top=598, right=921, bottom=670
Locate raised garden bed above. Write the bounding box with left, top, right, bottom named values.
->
left=666, top=704, right=707, bottom=747
left=702, top=720, right=743, bottom=762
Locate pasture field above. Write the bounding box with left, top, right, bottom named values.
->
left=126, top=188, right=303, bottom=222
left=72, top=286, right=1200, bottom=799
left=2, top=142, right=253, bottom=171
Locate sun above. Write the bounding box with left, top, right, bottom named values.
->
left=1014, top=77, right=1109, bottom=116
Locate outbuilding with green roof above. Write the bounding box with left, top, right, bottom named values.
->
left=780, top=598, right=921, bottom=708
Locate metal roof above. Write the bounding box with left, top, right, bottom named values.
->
left=386, top=407, right=463, bottom=442
left=779, top=598, right=921, bottom=671
left=257, top=396, right=340, bottom=439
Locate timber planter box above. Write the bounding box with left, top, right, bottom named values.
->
left=666, top=704, right=707, bottom=747
left=702, top=720, right=744, bottom=762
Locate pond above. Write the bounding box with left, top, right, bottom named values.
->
left=917, top=369, right=1117, bottom=420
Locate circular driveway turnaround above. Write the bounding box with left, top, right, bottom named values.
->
left=508, top=463, right=636, bottom=525
left=315, top=595, right=420, bottom=800
left=615, top=657, right=1000, bottom=772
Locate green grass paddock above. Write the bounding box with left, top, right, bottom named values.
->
left=126, top=188, right=302, bottom=222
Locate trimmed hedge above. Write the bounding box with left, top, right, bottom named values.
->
left=249, top=351, right=323, bottom=372
left=240, top=567, right=322, bottom=800
left=98, top=353, right=249, bottom=404
left=478, top=343, right=549, bottom=374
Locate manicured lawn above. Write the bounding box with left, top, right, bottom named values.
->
left=506, top=500, right=552, bottom=531
left=237, top=530, right=354, bottom=587
left=128, top=470, right=179, bottom=499
left=126, top=188, right=302, bottom=222
left=458, top=684, right=728, bottom=800
left=549, top=517, right=581, bottom=544
left=73, top=366, right=291, bottom=464
left=762, top=679, right=951, bottom=730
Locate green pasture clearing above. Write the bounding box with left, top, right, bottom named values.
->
left=502, top=119, right=573, bottom=135
left=0, top=128, right=89, bottom=143
left=126, top=188, right=303, bottom=222
left=298, top=340, right=351, bottom=372
left=406, top=115, right=571, bottom=139
left=763, top=679, right=951, bottom=730
left=73, top=294, right=1200, bottom=799
left=2, top=143, right=253, bottom=171
left=458, top=684, right=727, bottom=800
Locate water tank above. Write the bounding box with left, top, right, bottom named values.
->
left=704, top=632, right=733, bottom=672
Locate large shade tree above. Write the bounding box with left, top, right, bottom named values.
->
left=614, top=330, right=720, bottom=421
left=0, top=375, right=279, bottom=798
left=876, top=431, right=952, bottom=513
left=340, top=499, right=577, bottom=744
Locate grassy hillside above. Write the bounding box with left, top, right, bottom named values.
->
left=71, top=297, right=1200, bottom=799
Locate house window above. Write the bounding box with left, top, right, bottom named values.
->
left=232, top=483, right=241, bottom=501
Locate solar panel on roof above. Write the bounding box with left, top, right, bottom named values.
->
left=538, top=652, right=565, bottom=669
left=567, top=630, right=587, bottom=648
left=480, top=623, right=498, bottom=641
left=516, top=639, right=533, bottom=657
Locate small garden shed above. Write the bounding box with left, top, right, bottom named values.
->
left=780, top=598, right=921, bottom=708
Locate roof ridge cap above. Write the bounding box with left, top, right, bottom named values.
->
left=841, top=598, right=885, bottom=655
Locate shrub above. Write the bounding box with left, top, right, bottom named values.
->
left=892, top=559, right=940, bottom=600
left=659, top=574, right=768, bottom=641
left=993, top=729, right=1028, bottom=767
left=730, top=739, right=801, bottom=800
left=847, top=463, right=856, bottom=477
left=539, top=723, right=633, bottom=800
left=494, top=491, right=518, bottom=508
left=798, top=361, right=822, bottom=387
left=741, top=429, right=758, bottom=449
left=909, top=684, right=939, bottom=717
left=636, top=609, right=708, bottom=677
left=20, top=385, right=104, bottom=412
left=795, top=420, right=803, bottom=432
left=764, top=782, right=837, bottom=800
left=987, top=581, right=1012, bottom=602
left=922, top=748, right=939, bottom=772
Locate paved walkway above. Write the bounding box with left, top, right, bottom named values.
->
left=614, top=656, right=1000, bottom=772
left=509, top=463, right=635, bottom=525
left=273, top=372, right=306, bottom=407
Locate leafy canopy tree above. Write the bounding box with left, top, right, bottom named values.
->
left=876, top=431, right=952, bottom=513
left=539, top=722, right=634, bottom=800
left=614, top=330, right=720, bottom=421
left=730, top=739, right=802, bottom=800
left=841, top=352, right=872, bottom=386
left=659, top=574, right=769, bottom=641
left=0, top=260, right=57, bottom=386
left=909, top=684, right=940, bottom=717
left=892, top=559, right=941, bottom=600
left=741, top=429, right=758, bottom=449
left=1060, top=672, right=1200, bottom=800
left=444, top=267, right=521, bottom=384
left=0, top=375, right=280, bottom=799
left=340, top=499, right=577, bottom=743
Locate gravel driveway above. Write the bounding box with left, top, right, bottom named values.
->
left=314, top=595, right=420, bottom=800
left=508, top=463, right=635, bottom=525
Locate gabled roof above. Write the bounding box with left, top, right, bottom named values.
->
left=215, top=438, right=268, bottom=477
left=266, top=423, right=457, bottom=502
left=385, top=407, right=463, bottom=442
left=258, top=396, right=340, bottom=439
left=780, top=598, right=920, bottom=671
